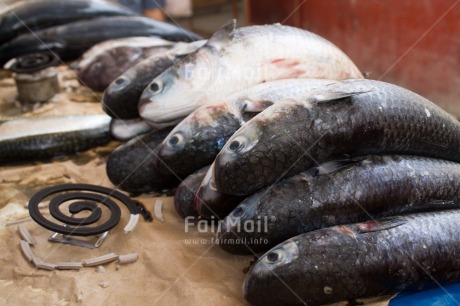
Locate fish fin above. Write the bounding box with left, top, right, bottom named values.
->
left=354, top=218, right=406, bottom=234
left=315, top=157, right=364, bottom=176
left=207, top=19, right=236, bottom=47
left=362, top=71, right=371, bottom=79
left=312, top=91, right=371, bottom=103
left=403, top=199, right=460, bottom=213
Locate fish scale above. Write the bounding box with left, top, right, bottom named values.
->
left=244, top=210, right=460, bottom=306
left=214, top=79, right=460, bottom=195
left=218, top=155, right=460, bottom=254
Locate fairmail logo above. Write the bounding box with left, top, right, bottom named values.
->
left=184, top=215, right=273, bottom=233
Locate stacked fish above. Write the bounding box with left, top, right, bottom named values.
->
left=103, top=20, right=460, bottom=305
left=0, top=0, right=203, bottom=162
left=0, top=0, right=202, bottom=76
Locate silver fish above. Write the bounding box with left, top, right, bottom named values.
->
left=139, top=20, right=363, bottom=127
left=0, top=114, right=111, bottom=162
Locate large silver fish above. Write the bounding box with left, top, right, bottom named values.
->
left=244, top=210, right=460, bottom=305
left=212, top=79, right=460, bottom=196
left=0, top=115, right=111, bottom=163
left=139, top=20, right=363, bottom=127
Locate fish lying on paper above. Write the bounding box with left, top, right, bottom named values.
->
left=244, top=210, right=460, bottom=305
left=106, top=128, right=178, bottom=193
left=0, top=115, right=111, bottom=163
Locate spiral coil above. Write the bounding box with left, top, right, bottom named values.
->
left=28, top=184, right=139, bottom=236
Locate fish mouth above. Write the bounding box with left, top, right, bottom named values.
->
left=141, top=116, right=185, bottom=129
left=139, top=99, right=198, bottom=125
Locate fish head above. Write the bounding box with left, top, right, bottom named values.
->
left=219, top=193, right=260, bottom=234
left=103, top=53, right=177, bottom=119
left=195, top=163, right=243, bottom=218
left=138, top=47, right=219, bottom=128
left=213, top=99, right=315, bottom=195
left=156, top=102, right=240, bottom=178
left=243, top=238, right=300, bottom=304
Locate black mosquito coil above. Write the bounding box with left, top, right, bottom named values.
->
left=28, top=184, right=140, bottom=236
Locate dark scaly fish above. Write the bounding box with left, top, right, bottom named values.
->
left=102, top=40, right=206, bottom=119
left=244, top=210, right=460, bottom=305
left=213, top=79, right=460, bottom=195
left=106, top=128, right=178, bottom=194
left=174, top=165, right=210, bottom=219
left=218, top=155, right=460, bottom=254
left=0, top=16, right=202, bottom=65
left=0, top=0, right=134, bottom=45
left=0, top=115, right=111, bottom=163
left=156, top=79, right=334, bottom=179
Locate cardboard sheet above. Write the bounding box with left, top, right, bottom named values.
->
left=0, top=67, right=389, bottom=305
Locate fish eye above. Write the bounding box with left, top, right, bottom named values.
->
left=149, top=80, right=163, bottom=94
left=114, top=77, right=125, bottom=85
left=227, top=136, right=246, bottom=153
left=264, top=249, right=285, bottom=264
left=232, top=206, right=245, bottom=217
left=167, top=133, right=184, bottom=147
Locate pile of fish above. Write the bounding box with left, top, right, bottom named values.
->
left=101, top=20, right=460, bottom=305
left=0, top=0, right=202, bottom=68
left=3, top=8, right=460, bottom=303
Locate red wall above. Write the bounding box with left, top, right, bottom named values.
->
left=247, top=0, right=460, bottom=116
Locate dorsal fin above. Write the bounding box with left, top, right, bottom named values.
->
left=207, top=19, right=236, bottom=48
left=312, top=91, right=370, bottom=104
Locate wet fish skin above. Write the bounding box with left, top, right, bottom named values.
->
left=156, top=103, right=241, bottom=179
left=139, top=20, right=363, bottom=126
left=102, top=40, right=206, bottom=119
left=214, top=79, right=460, bottom=195
left=0, top=0, right=134, bottom=45
left=78, top=45, right=171, bottom=92
left=106, top=128, right=178, bottom=194
left=0, top=16, right=202, bottom=65
left=244, top=210, right=460, bottom=305
left=0, top=115, right=111, bottom=163
left=157, top=78, right=336, bottom=179
left=174, top=165, right=210, bottom=219
left=218, top=155, right=460, bottom=254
